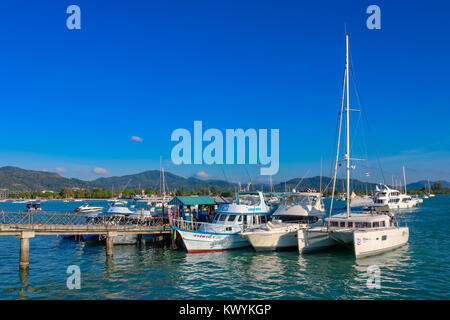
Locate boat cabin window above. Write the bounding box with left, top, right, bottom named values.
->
left=237, top=215, right=243, bottom=222
left=362, top=222, right=371, bottom=228
left=330, top=221, right=339, bottom=227
left=340, top=222, right=345, bottom=227
left=355, top=222, right=362, bottom=228
left=272, top=215, right=319, bottom=223
left=380, top=221, right=385, bottom=227
left=219, top=215, right=226, bottom=221
left=348, top=222, right=353, bottom=228
left=228, top=215, right=236, bottom=222
left=373, top=221, right=379, bottom=228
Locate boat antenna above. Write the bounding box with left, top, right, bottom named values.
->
left=243, top=165, right=252, bottom=191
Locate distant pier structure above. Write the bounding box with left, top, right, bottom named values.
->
left=0, top=209, right=171, bottom=270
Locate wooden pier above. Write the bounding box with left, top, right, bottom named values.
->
left=0, top=209, right=171, bottom=269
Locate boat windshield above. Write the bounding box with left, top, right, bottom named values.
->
left=284, top=195, right=317, bottom=206
left=237, top=194, right=261, bottom=206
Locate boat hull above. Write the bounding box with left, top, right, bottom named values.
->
left=297, top=228, right=338, bottom=253
left=353, top=227, right=409, bottom=258
left=245, top=229, right=298, bottom=251
left=175, top=228, right=250, bottom=253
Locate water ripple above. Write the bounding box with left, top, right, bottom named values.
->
left=1, top=196, right=450, bottom=299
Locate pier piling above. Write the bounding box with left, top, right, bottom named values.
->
left=17, top=231, right=35, bottom=270
left=106, top=232, right=117, bottom=256
left=138, top=234, right=145, bottom=246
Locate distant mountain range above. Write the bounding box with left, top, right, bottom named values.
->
left=0, top=166, right=236, bottom=192
left=0, top=166, right=448, bottom=193
left=405, top=180, right=450, bottom=189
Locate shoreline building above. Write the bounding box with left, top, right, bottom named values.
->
left=0, top=189, right=10, bottom=200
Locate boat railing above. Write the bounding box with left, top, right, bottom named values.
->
left=171, top=218, right=215, bottom=231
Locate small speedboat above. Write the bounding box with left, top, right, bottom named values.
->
left=109, top=199, right=128, bottom=206
left=105, top=205, right=135, bottom=215
left=74, top=202, right=104, bottom=213
left=26, top=202, right=42, bottom=211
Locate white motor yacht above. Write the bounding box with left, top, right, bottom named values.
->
left=105, top=205, right=135, bottom=216
left=171, top=191, right=272, bottom=253
left=241, top=192, right=325, bottom=251
left=74, top=202, right=104, bottom=213
left=373, top=185, right=418, bottom=209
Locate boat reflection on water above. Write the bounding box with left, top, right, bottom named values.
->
left=247, top=253, right=285, bottom=283
left=347, top=244, right=413, bottom=298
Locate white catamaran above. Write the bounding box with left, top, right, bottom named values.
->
left=297, top=34, right=409, bottom=258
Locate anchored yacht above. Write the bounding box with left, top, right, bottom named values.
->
left=74, top=202, right=104, bottom=213
left=373, top=185, right=418, bottom=209
left=297, top=34, right=409, bottom=258
left=171, top=191, right=272, bottom=253
left=241, top=192, right=325, bottom=251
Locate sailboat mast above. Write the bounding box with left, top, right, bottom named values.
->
left=162, top=168, right=166, bottom=196
left=403, top=166, right=407, bottom=194
left=320, top=157, right=323, bottom=194
left=345, top=34, right=351, bottom=218
left=159, top=156, right=162, bottom=194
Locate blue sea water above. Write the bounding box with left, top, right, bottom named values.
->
left=0, top=196, right=449, bottom=300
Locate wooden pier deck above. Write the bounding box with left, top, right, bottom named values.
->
left=0, top=209, right=171, bottom=269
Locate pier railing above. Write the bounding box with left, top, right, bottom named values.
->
left=0, top=209, right=166, bottom=228
left=171, top=218, right=205, bottom=231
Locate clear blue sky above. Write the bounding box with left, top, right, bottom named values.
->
left=0, top=0, right=449, bottom=184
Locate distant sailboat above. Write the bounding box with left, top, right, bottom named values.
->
left=427, top=179, right=435, bottom=197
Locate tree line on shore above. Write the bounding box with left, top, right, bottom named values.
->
left=7, top=181, right=449, bottom=200
left=8, top=186, right=235, bottom=199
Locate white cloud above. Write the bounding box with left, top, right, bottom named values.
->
left=55, top=167, right=67, bottom=173
left=41, top=168, right=48, bottom=172
left=93, top=167, right=109, bottom=175
left=131, top=136, right=143, bottom=142
left=194, top=170, right=209, bottom=179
